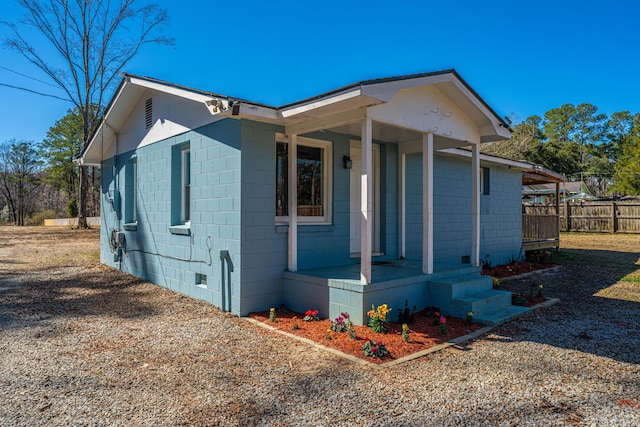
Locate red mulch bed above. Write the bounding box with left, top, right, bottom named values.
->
left=249, top=309, right=483, bottom=364
left=249, top=262, right=554, bottom=363
left=481, top=261, right=553, bottom=279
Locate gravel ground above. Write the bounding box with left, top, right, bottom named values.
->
left=0, top=228, right=639, bottom=426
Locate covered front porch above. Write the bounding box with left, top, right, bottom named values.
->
left=278, top=71, right=519, bottom=325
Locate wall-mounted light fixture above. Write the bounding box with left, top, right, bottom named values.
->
left=343, top=155, right=352, bottom=169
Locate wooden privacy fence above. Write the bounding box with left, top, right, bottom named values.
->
left=523, top=201, right=640, bottom=233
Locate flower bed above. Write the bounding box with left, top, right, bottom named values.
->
left=482, top=261, right=553, bottom=279
left=249, top=308, right=484, bottom=364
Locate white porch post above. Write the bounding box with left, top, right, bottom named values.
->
left=422, top=133, right=434, bottom=274
left=399, top=152, right=406, bottom=259
left=360, top=116, right=373, bottom=284
left=288, top=134, right=298, bottom=272
left=471, top=143, right=480, bottom=266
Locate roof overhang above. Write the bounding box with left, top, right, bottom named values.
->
left=440, top=148, right=566, bottom=183
left=79, top=74, right=278, bottom=166
left=79, top=70, right=512, bottom=165
left=280, top=70, right=512, bottom=144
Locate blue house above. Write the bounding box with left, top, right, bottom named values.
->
left=80, top=70, right=558, bottom=325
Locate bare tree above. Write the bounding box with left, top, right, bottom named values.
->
left=0, top=140, right=43, bottom=225
left=3, top=0, right=173, bottom=227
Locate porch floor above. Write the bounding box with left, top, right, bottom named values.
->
left=291, top=259, right=482, bottom=285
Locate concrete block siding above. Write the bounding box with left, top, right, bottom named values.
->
left=406, top=153, right=523, bottom=266
left=100, top=116, right=523, bottom=321
left=100, top=118, right=243, bottom=315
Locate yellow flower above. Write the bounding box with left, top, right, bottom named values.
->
left=367, top=310, right=375, bottom=318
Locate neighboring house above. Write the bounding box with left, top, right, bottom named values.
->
left=80, top=70, right=558, bottom=325
left=523, top=181, right=592, bottom=204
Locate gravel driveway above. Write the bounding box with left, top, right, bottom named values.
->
left=0, top=228, right=639, bottom=426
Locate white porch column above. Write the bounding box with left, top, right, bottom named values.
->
left=471, top=143, right=480, bottom=266
left=422, top=133, right=434, bottom=274
left=399, top=152, right=406, bottom=259
left=360, top=116, right=373, bottom=284
left=288, top=134, right=298, bottom=272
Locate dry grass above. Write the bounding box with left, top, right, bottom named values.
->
left=0, top=226, right=100, bottom=271
left=557, top=232, right=640, bottom=302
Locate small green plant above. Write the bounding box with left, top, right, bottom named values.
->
left=278, top=303, right=291, bottom=315
left=367, top=304, right=391, bottom=333
left=325, top=328, right=332, bottom=340
left=292, top=316, right=299, bottom=330
left=346, top=315, right=356, bottom=340
left=397, top=299, right=417, bottom=324
left=492, top=276, right=501, bottom=289
left=303, top=309, right=319, bottom=321
left=363, top=339, right=388, bottom=358
left=466, top=311, right=474, bottom=325
left=269, top=307, right=276, bottom=322
left=402, top=323, right=411, bottom=342
left=537, top=284, right=544, bottom=298
left=439, top=316, right=448, bottom=336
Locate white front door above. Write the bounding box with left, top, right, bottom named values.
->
left=350, top=141, right=380, bottom=255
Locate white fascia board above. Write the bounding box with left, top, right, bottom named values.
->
left=238, top=102, right=279, bottom=121
left=280, top=87, right=362, bottom=118
left=127, top=76, right=219, bottom=105
left=361, top=73, right=454, bottom=102
left=439, top=148, right=533, bottom=170
left=128, top=76, right=230, bottom=115
left=441, top=148, right=566, bottom=181
left=82, top=79, right=130, bottom=163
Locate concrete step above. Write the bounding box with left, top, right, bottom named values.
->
left=429, top=265, right=482, bottom=281
left=431, top=274, right=493, bottom=298
left=452, top=289, right=513, bottom=317
left=474, top=305, right=531, bottom=326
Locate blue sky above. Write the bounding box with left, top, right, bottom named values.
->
left=1, top=0, right=639, bottom=144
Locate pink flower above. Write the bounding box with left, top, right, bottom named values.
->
left=440, top=316, right=446, bottom=324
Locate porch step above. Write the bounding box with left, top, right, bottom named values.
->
left=451, top=289, right=512, bottom=317
left=430, top=274, right=493, bottom=299
left=473, top=305, right=531, bottom=326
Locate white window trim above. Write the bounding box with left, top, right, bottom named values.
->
left=180, top=146, right=191, bottom=225
left=276, top=134, right=332, bottom=225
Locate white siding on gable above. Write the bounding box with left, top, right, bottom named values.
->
left=367, top=85, right=481, bottom=144
left=112, top=90, right=222, bottom=155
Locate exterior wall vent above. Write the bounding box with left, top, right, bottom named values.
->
left=461, top=255, right=471, bottom=264
left=145, top=98, right=153, bottom=129
left=195, top=273, right=207, bottom=288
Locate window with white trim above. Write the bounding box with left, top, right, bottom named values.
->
left=125, top=158, right=137, bottom=224
left=171, top=142, right=191, bottom=228
left=276, top=136, right=332, bottom=224
left=180, top=146, right=191, bottom=224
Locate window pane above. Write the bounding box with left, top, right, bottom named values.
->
left=132, top=160, right=137, bottom=223
left=276, top=142, right=288, bottom=216
left=182, top=148, right=190, bottom=223
left=297, top=145, right=323, bottom=216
